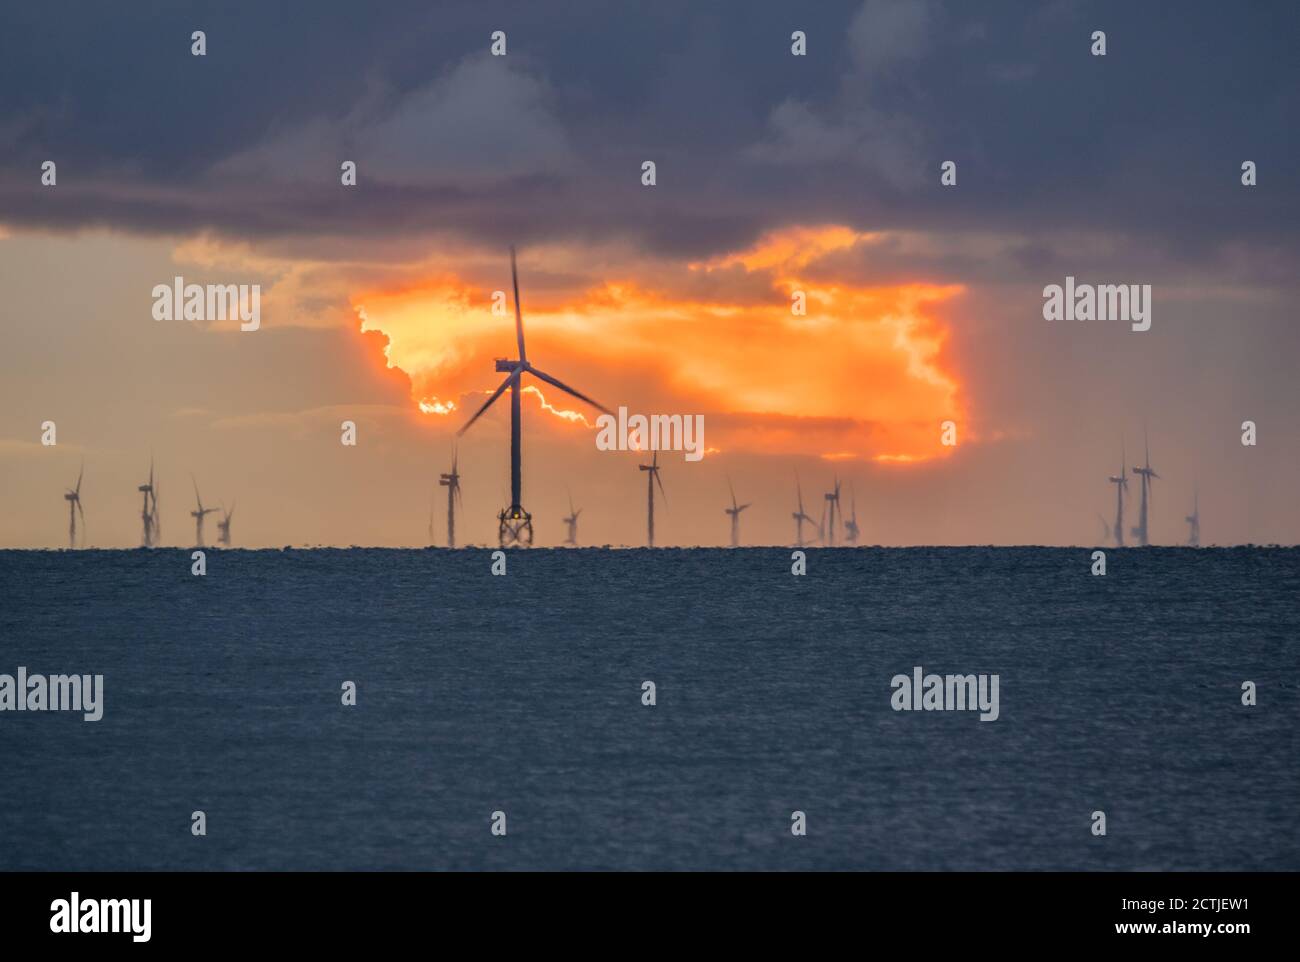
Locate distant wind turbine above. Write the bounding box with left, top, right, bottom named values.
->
left=217, top=501, right=235, bottom=547
left=823, top=477, right=842, bottom=546
left=1185, top=488, right=1200, bottom=547
left=190, top=476, right=218, bottom=547
left=844, top=481, right=860, bottom=544
left=439, top=448, right=463, bottom=548
left=64, top=461, right=85, bottom=548
left=639, top=450, right=665, bottom=547
left=792, top=473, right=816, bottom=547
left=562, top=490, right=582, bottom=546
left=724, top=477, right=751, bottom=547
left=1107, top=441, right=1128, bottom=548
left=1130, top=431, right=1159, bottom=547
left=138, top=459, right=160, bottom=547
left=457, top=246, right=611, bottom=546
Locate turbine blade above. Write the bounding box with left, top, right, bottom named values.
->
left=655, top=470, right=666, bottom=502
left=511, top=246, right=526, bottom=363
left=457, top=372, right=517, bottom=436
left=524, top=364, right=611, bottom=415
left=75, top=461, right=84, bottom=495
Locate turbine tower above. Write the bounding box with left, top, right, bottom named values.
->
left=724, top=477, right=751, bottom=547
left=823, top=477, right=842, bottom=546
left=562, top=490, right=581, bottom=546
left=217, top=502, right=235, bottom=547
left=1107, top=442, right=1128, bottom=548
left=1185, top=488, right=1200, bottom=547
left=1130, top=432, right=1159, bottom=547
left=190, top=476, right=218, bottom=547
left=792, top=473, right=817, bottom=547
left=457, top=247, right=611, bottom=547
left=844, top=481, right=860, bottom=544
left=138, top=459, right=160, bottom=547
left=639, top=450, right=665, bottom=547
left=439, top=448, right=462, bottom=548
left=64, top=462, right=85, bottom=548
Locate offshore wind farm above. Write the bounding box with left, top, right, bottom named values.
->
left=1, top=0, right=1298, bottom=891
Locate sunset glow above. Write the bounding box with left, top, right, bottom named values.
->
left=354, top=226, right=966, bottom=462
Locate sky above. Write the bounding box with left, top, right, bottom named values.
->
left=1, top=0, right=1298, bottom=548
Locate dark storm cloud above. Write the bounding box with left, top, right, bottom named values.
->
left=1, top=0, right=1297, bottom=268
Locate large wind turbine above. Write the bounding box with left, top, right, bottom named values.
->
left=724, top=477, right=751, bottom=547
left=64, top=462, right=85, bottom=548
left=190, top=476, right=218, bottom=547
left=217, top=502, right=235, bottom=546
left=1107, top=442, right=1128, bottom=548
left=1130, top=432, right=1159, bottom=547
left=792, top=473, right=816, bottom=547
left=1185, top=488, right=1200, bottom=547
left=639, top=450, right=665, bottom=547
left=562, top=490, right=581, bottom=546
left=138, top=459, right=160, bottom=547
left=457, top=247, right=611, bottom=546
left=823, top=477, right=842, bottom=546
left=439, top=448, right=463, bottom=548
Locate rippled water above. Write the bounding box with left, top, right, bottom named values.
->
left=0, top=546, right=1296, bottom=870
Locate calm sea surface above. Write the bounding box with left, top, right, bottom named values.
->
left=0, top=547, right=1296, bottom=870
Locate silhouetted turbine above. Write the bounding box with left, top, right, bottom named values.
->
left=190, top=475, right=218, bottom=547
left=639, top=450, right=665, bottom=547
left=64, top=461, right=85, bottom=548
left=217, top=501, right=235, bottom=547
left=792, top=473, right=816, bottom=547
left=844, top=481, right=860, bottom=544
left=823, top=477, right=842, bottom=546
left=438, top=447, right=462, bottom=547
left=562, top=490, right=581, bottom=546
left=138, top=459, right=160, bottom=547
left=724, top=477, right=751, bottom=547
left=1185, top=487, right=1200, bottom=547
left=1130, top=431, right=1159, bottom=546
left=456, top=247, right=611, bottom=547
left=1108, top=440, right=1128, bottom=548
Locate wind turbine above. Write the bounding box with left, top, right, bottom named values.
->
left=724, top=477, right=751, bottom=547
left=1130, top=431, right=1159, bottom=547
left=844, top=481, right=860, bottom=544
left=639, top=450, right=665, bottom=547
left=439, top=448, right=463, bottom=548
left=823, top=477, right=842, bottom=546
left=792, top=473, right=817, bottom=546
left=1185, top=488, right=1200, bottom=547
left=1107, top=441, right=1128, bottom=548
left=217, top=502, right=235, bottom=546
left=64, top=461, right=85, bottom=548
left=190, top=476, right=218, bottom=547
left=562, top=490, right=581, bottom=546
left=138, top=459, right=160, bottom=547
left=457, top=246, right=611, bottom=546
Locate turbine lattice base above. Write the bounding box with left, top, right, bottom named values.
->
left=498, top=507, right=534, bottom=547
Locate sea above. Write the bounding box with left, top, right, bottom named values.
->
left=0, top=546, right=1296, bottom=871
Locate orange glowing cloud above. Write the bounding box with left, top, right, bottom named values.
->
left=352, top=226, right=967, bottom=462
